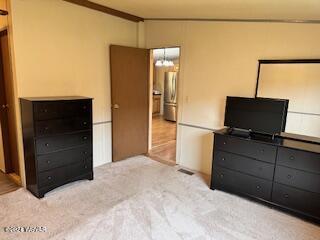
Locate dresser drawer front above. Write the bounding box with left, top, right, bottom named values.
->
left=34, top=100, right=91, bottom=120
left=212, top=167, right=272, bottom=200
left=272, top=183, right=320, bottom=219
left=214, top=150, right=275, bottom=180
left=35, top=117, right=92, bottom=137
left=37, top=145, right=92, bottom=172
left=36, top=131, right=92, bottom=154
left=274, top=166, right=320, bottom=193
left=38, top=161, right=91, bottom=188
left=214, top=134, right=277, bottom=163
left=277, top=148, right=320, bottom=174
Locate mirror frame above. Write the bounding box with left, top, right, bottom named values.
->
left=255, top=59, right=320, bottom=97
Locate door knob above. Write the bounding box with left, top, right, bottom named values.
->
left=113, top=104, right=120, bottom=109
left=1, top=104, right=9, bottom=109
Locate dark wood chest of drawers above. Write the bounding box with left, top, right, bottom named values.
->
left=20, top=96, right=93, bottom=198
left=211, top=128, right=320, bottom=223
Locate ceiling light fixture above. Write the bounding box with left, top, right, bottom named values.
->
left=155, top=48, right=174, bottom=67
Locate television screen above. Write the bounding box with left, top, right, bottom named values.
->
left=224, top=97, right=289, bottom=135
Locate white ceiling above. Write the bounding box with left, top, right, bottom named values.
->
left=91, top=0, right=320, bottom=20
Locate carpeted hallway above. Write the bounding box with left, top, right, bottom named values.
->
left=0, top=156, right=319, bottom=240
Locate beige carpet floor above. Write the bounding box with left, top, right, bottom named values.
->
left=0, top=156, right=319, bottom=240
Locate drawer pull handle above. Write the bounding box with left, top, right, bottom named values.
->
left=83, top=136, right=88, bottom=140
left=44, top=127, right=49, bottom=131
left=43, top=109, right=48, bottom=113
left=256, top=185, right=261, bottom=190
left=47, top=176, right=52, bottom=180
left=47, top=160, right=50, bottom=164
left=83, top=151, right=88, bottom=155
left=84, top=165, right=88, bottom=169
left=284, top=194, right=289, bottom=198
left=83, top=105, right=87, bottom=110
left=219, top=174, right=224, bottom=178
left=287, top=175, right=292, bottom=179
left=223, top=142, right=227, bottom=145
left=83, top=121, right=87, bottom=125
left=289, top=156, right=294, bottom=160
left=222, top=157, right=226, bottom=161
left=260, top=149, right=265, bottom=153
left=45, top=143, right=49, bottom=147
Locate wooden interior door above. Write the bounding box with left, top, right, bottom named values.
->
left=0, top=30, right=19, bottom=175
left=110, top=45, right=150, bottom=161
left=0, top=30, right=11, bottom=173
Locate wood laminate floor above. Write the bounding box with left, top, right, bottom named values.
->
left=0, top=171, right=19, bottom=195
left=149, top=115, right=176, bottom=163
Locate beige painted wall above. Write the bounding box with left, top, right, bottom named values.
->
left=145, top=20, right=320, bottom=174
left=9, top=0, right=140, bottom=185
left=8, top=2, right=320, bottom=181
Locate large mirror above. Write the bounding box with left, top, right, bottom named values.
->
left=256, top=60, right=320, bottom=139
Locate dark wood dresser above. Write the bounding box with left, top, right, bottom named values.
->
left=20, top=96, right=93, bottom=198
left=211, top=128, right=320, bottom=223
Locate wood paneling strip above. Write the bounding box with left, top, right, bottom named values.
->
left=93, top=123, right=112, bottom=167
left=63, top=0, right=144, bottom=22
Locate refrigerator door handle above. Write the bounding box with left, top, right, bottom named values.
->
left=173, top=75, right=177, bottom=101
left=171, top=76, right=176, bottom=101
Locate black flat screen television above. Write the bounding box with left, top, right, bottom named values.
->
left=224, top=97, right=289, bottom=135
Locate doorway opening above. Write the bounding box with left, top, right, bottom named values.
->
left=0, top=29, right=20, bottom=194
left=148, top=47, right=180, bottom=164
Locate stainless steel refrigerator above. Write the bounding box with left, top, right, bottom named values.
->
left=163, top=72, right=177, bottom=121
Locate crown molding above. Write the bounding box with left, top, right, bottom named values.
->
left=145, top=18, right=320, bottom=24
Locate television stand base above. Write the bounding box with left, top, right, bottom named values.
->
left=227, top=128, right=276, bottom=141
